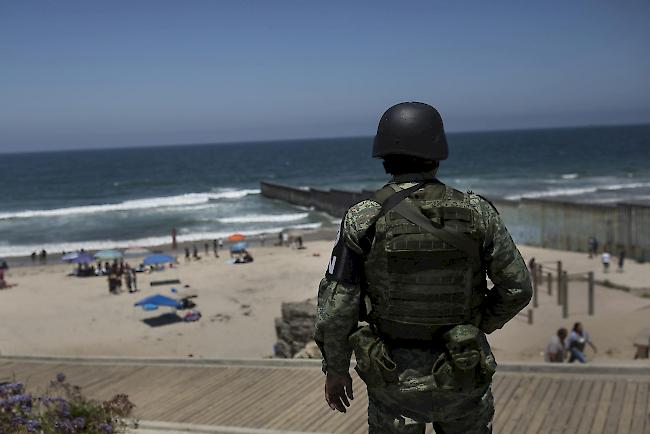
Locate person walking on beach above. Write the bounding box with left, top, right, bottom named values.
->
left=587, top=237, right=595, bottom=258
left=204, top=242, right=209, bottom=256
left=124, top=264, right=133, bottom=292
left=30, top=251, right=37, bottom=263
left=618, top=249, right=626, bottom=272
left=192, top=244, right=199, bottom=260
left=171, top=227, right=177, bottom=250
left=602, top=249, right=611, bottom=273
left=40, top=249, right=47, bottom=264
left=212, top=239, right=219, bottom=258
left=567, top=322, right=597, bottom=363
left=131, top=267, right=138, bottom=292
left=184, top=247, right=190, bottom=262
left=315, top=102, right=532, bottom=433
left=545, top=328, right=568, bottom=362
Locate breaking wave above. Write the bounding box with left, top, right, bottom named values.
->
left=504, top=182, right=650, bottom=200
left=216, top=213, right=309, bottom=224
left=0, top=189, right=260, bottom=220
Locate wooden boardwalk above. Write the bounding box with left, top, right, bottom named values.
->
left=1, top=358, right=649, bottom=434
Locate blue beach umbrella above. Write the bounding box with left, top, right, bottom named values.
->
left=71, top=253, right=95, bottom=264
left=143, top=254, right=175, bottom=266
left=95, top=249, right=123, bottom=260
left=229, top=242, right=248, bottom=253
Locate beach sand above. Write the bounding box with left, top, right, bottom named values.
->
left=1, top=238, right=649, bottom=364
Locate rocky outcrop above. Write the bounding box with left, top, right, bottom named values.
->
left=274, top=298, right=321, bottom=359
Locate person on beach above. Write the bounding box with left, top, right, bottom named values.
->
left=544, top=328, right=568, bottom=363
left=567, top=322, right=597, bottom=363
left=204, top=242, right=209, bottom=256
left=30, top=251, right=37, bottom=263
left=184, top=247, right=190, bottom=262
left=192, top=244, right=199, bottom=260
left=213, top=239, right=219, bottom=258
left=124, top=264, right=133, bottom=292
left=131, top=267, right=138, bottom=292
left=171, top=227, right=177, bottom=250
left=107, top=265, right=116, bottom=294
left=618, top=249, right=626, bottom=272
left=587, top=237, right=595, bottom=258
left=40, top=249, right=47, bottom=264
left=602, top=249, right=611, bottom=273
left=315, top=102, right=532, bottom=433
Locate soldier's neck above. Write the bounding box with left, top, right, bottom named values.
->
left=390, top=170, right=439, bottom=184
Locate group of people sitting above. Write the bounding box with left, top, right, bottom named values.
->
left=545, top=322, right=597, bottom=363
left=232, top=249, right=254, bottom=264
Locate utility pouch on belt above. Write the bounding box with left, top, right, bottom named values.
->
left=432, top=324, right=497, bottom=392
left=349, top=326, right=398, bottom=387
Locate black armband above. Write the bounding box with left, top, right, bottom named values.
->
left=325, top=219, right=364, bottom=285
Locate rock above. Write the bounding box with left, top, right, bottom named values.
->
left=281, top=299, right=316, bottom=320
left=273, top=340, right=293, bottom=359
left=294, top=341, right=323, bottom=359
left=274, top=298, right=319, bottom=358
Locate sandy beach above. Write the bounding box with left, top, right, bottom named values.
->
left=1, top=237, right=649, bottom=364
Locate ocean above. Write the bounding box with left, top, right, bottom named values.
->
left=1, top=124, right=649, bottom=258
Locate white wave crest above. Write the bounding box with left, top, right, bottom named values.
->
left=0, top=222, right=322, bottom=258
left=505, top=182, right=650, bottom=200
left=217, top=213, right=308, bottom=224
left=0, top=189, right=260, bottom=220
left=561, top=173, right=579, bottom=180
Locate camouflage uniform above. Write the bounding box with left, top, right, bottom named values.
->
left=315, top=171, right=532, bottom=434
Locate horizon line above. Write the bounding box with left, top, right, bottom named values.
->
left=2, top=121, right=649, bottom=156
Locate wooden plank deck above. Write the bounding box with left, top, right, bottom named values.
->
left=1, top=359, right=648, bottom=434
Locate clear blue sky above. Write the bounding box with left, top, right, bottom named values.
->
left=1, top=0, right=649, bottom=152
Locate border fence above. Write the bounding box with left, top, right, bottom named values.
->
left=261, top=181, right=650, bottom=261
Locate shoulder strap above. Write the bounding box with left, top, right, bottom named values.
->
left=373, top=181, right=428, bottom=219
left=387, top=185, right=480, bottom=265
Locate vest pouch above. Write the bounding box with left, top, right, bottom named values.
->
left=438, top=325, right=497, bottom=392
left=349, top=326, right=398, bottom=387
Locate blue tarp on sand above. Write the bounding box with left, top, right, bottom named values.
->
left=134, top=294, right=182, bottom=309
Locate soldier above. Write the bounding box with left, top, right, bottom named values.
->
left=315, top=102, right=532, bottom=434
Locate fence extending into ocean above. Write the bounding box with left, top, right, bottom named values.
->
left=260, top=181, right=650, bottom=261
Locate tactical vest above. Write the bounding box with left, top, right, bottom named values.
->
left=364, top=182, right=482, bottom=339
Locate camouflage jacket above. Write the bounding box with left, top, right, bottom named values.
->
left=315, top=172, right=533, bottom=375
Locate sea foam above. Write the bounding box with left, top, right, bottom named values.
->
left=0, top=189, right=260, bottom=220
left=504, top=182, right=650, bottom=200
left=216, top=213, right=309, bottom=224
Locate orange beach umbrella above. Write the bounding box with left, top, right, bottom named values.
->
left=228, top=233, right=246, bottom=242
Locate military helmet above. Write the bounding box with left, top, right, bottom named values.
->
left=372, top=102, right=448, bottom=160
